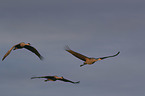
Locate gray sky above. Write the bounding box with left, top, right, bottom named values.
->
left=0, top=0, right=145, bottom=96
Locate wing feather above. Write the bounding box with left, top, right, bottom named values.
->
left=65, top=46, right=88, bottom=61
left=24, top=45, right=43, bottom=60
left=2, top=45, right=16, bottom=61
left=31, top=76, right=53, bottom=79
left=97, top=51, right=120, bottom=60
left=59, top=78, right=80, bottom=84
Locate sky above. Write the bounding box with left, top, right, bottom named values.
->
left=0, top=0, right=145, bottom=96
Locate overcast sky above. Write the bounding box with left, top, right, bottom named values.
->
left=0, top=0, right=145, bottom=96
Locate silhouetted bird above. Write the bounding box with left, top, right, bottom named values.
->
left=31, top=75, right=80, bottom=84
left=65, top=46, right=120, bottom=67
left=2, top=42, right=43, bottom=61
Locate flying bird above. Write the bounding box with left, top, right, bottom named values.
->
left=2, top=42, right=43, bottom=61
left=65, top=46, right=120, bottom=67
left=31, top=75, right=80, bottom=84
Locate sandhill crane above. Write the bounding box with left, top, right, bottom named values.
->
left=2, top=42, right=43, bottom=61
left=31, top=75, right=80, bottom=84
left=65, top=46, right=120, bottom=67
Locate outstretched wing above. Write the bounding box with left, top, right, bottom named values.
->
left=31, top=76, right=43, bottom=79
left=97, top=51, right=120, bottom=60
left=24, top=45, right=43, bottom=60
left=59, top=78, right=80, bottom=84
left=65, top=46, right=88, bottom=61
left=31, top=76, right=54, bottom=79
left=2, top=45, right=17, bottom=61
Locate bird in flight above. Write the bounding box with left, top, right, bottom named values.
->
left=31, top=75, right=80, bottom=84
left=2, top=42, right=43, bottom=61
left=65, top=46, right=120, bottom=67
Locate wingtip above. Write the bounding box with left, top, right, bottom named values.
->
left=40, top=56, right=44, bottom=60
left=31, top=77, right=39, bottom=79
left=77, top=81, right=80, bottom=83
left=2, top=57, right=5, bottom=61
left=64, top=45, right=71, bottom=51
left=31, top=77, right=35, bottom=79
left=117, top=51, right=120, bottom=55
left=74, top=81, right=80, bottom=84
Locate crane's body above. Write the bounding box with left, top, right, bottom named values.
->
left=31, top=75, right=80, bottom=84
left=2, top=42, right=43, bottom=61
left=65, top=46, right=120, bottom=67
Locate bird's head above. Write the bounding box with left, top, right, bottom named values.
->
left=61, top=76, right=64, bottom=79
left=28, top=43, right=31, bottom=45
